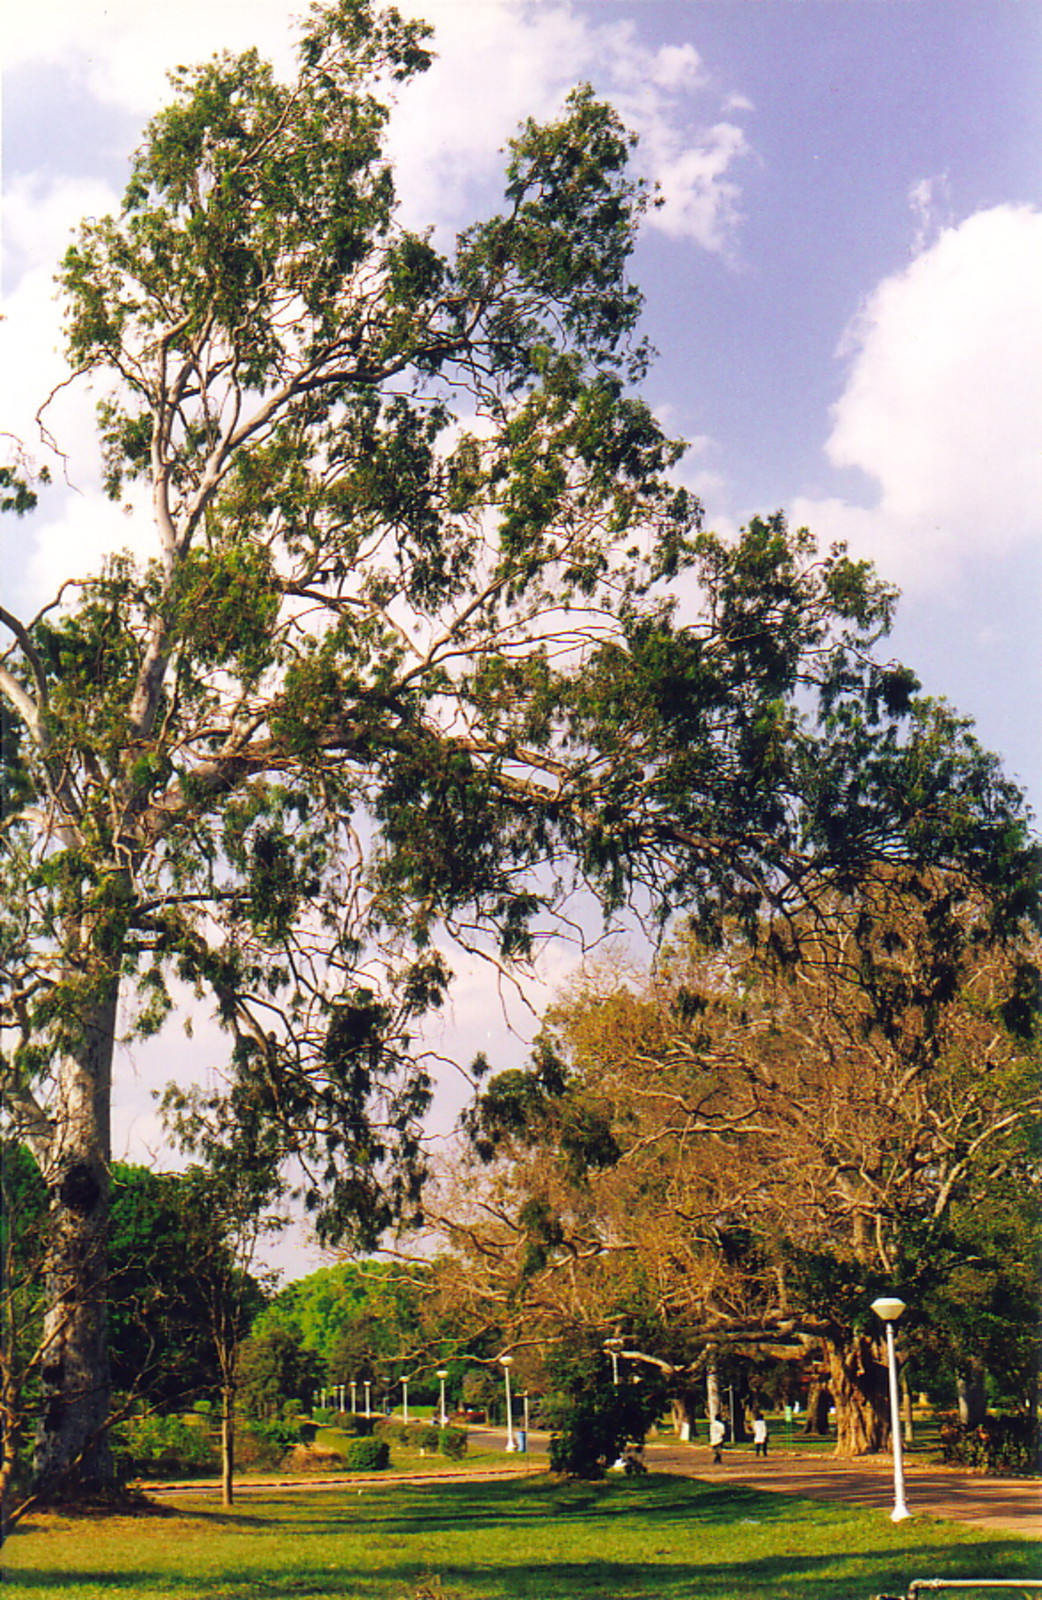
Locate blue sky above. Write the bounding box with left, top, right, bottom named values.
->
left=3, top=0, right=1039, bottom=1267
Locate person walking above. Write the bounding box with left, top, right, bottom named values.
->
left=710, top=1415, right=726, bottom=1465
left=752, top=1410, right=769, bottom=1458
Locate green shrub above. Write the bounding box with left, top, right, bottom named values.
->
left=311, top=1407, right=332, bottom=1425
left=544, top=1339, right=664, bottom=1479
left=438, top=1427, right=468, bottom=1460
left=939, top=1413, right=1040, bottom=1475
left=120, top=1413, right=218, bottom=1478
left=233, top=1421, right=287, bottom=1471
left=418, top=1424, right=442, bottom=1451
left=342, top=1411, right=375, bottom=1436
left=344, top=1436, right=390, bottom=1471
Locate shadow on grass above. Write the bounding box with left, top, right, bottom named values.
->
left=8, top=1541, right=1039, bottom=1600
left=7, top=1476, right=1039, bottom=1600
left=227, top=1472, right=819, bottom=1541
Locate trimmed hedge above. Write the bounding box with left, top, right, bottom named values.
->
left=438, top=1427, right=468, bottom=1460
left=344, top=1436, right=391, bottom=1471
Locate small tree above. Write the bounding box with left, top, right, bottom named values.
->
left=544, top=1334, right=663, bottom=1478
left=238, top=1325, right=325, bottom=1422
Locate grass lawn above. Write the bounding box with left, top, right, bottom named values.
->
left=4, top=1471, right=1039, bottom=1600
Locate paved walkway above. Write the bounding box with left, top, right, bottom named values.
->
left=646, top=1441, right=1042, bottom=1539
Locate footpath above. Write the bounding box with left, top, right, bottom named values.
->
left=646, top=1440, right=1042, bottom=1539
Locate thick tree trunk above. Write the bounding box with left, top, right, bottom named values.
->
left=824, top=1332, right=890, bottom=1456
left=32, top=982, right=118, bottom=1497
left=956, top=1362, right=988, bottom=1427
left=670, top=1389, right=700, bottom=1440
left=802, top=1379, right=832, bottom=1435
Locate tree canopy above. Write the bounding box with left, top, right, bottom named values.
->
left=0, top=0, right=1036, bottom=1495
left=435, top=895, right=1040, bottom=1455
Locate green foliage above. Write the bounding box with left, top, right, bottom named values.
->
left=437, top=1426, right=468, bottom=1460
left=107, top=1162, right=268, bottom=1407
left=544, top=1335, right=664, bottom=1479
left=344, top=1435, right=390, bottom=1471
left=940, top=1413, right=1040, bottom=1475
left=237, top=1323, right=326, bottom=1418
left=117, top=1412, right=218, bottom=1478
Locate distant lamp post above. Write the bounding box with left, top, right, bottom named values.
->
left=500, top=1356, right=516, bottom=1450
left=436, top=1368, right=449, bottom=1427
left=604, top=1336, right=624, bottom=1387
left=871, top=1296, right=910, bottom=1522
left=402, top=1379, right=409, bottom=1424
left=363, top=1380, right=372, bottom=1418
left=350, top=1380, right=357, bottom=1414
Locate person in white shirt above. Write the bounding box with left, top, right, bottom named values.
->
left=709, top=1415, right=726, bottom=1464
left=752, top=1410, right=769, bottom=1458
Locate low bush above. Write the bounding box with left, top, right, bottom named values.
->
left=119, top=1413, right=218, bottom=1478
left=251, top=1418, right=301, bottom=1455
left=229, top=1418, right=303, bottom=1470
left=344, top=1436, right=391, bottom=1471
left=939, top=1413, right=1040, bottom=1475
left=282, top=1444, right=348, bottom=1473
left=438, top=1427, right=468, bottom=1460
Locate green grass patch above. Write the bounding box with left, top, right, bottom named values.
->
left=4, top=1472, right=1039, bottom=1600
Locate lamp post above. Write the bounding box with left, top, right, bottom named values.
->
left=500, top=1356, right=516, bottom=1450
left=871, top=1296, right=910, bottom=1522
left=402, top=1379, right=409, bottom=1424
left=604, top=1336, right=623, bottom=1386
left=363, top=1380, right=372, bottom=1418
left=436, top=1369, right=449, bottom=1427
left=350, top=1380, right=357, bottom=1414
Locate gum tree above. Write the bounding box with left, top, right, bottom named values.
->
left=0, top=0, right=1035, bottom=1497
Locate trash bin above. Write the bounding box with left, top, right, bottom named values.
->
left=516, top=1429, right=527, bottom=1453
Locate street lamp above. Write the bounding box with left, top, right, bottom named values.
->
left=499, top=1356, right=516, bottom=1450
left=871, top=1296, right=910, bottom=1522
left=363, top=1379, right=372, bottom=1418
left=402, top=1379, right=409, bottom=1424
left=604, top=1336, right=624, bottom=1386
left=436, top=1368, right=449, bottom=1427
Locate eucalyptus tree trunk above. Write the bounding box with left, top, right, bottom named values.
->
left=705, top=1350, right=722, bottom=1428
left=32, top=981, right=118, bottom=1495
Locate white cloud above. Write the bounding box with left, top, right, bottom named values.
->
left=383, top=1, right=751, bottom=251
left=792, top=204, right=1042, bottom=594
left=7, top=0, right=752, bottom=253
left=2, top=0, right=295, bottom=117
